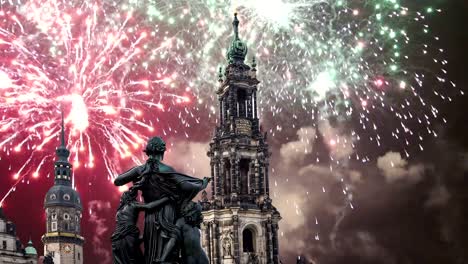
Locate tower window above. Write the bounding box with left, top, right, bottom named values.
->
left=63, top=194, right=70, bottom=201
left=63, top=213, right=70, bottom=220
left=242, top=228, right=255, bottom=253
left=239, top=159, right=250, bottom=194
left=50, top=194, right=56, bottom=200
left=52, top=213, right=57, bottom=220
left=2, top=240, right=6, bottom=249
left=78, top=252, right=81, bottom=260
left=51, top=222, right=57, bottom=231
left=224, top=160, right=231, bottom=195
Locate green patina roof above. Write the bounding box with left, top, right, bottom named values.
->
left=24, top=239, right=37, bottom=255
left=227, top=13, right=247, bottom=63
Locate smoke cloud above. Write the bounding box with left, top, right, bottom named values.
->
left=88, top=200, right=112, bottom=264
left=377, top=152, right=425, bottom=183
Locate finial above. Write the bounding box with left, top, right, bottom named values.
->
left=233, top=12, right=239, bottom=40
left=218, top=67, right=223, bottom=82
left=60, top=104, right=65, bottom=147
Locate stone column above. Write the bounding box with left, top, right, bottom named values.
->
left=205, top=222, right=212, bottom=263
left=220, top=98, right=224, bottom=125
left=215, top=158, right=221, bottom=198
left=213, top=221, right=221, bottom=264
left=272, top=223, right=280, bottom=264
left=254, top=160, right=260, bottom=195
left=258, top=160, right=265, bottom=195
left=265, top=160, right=270, bottom=196
left=265, top=219, right=273, bottom=264
left=210, top=160, right=215, bottom=199
left=232, top=216, right=240, bottom=262
left=230, top=156, right=238, bottom=195
left=253, top=91, right=257, bottom=119
left=223, top=98, right=229, bottom=125
left=220, top=159, right=225, bottom=197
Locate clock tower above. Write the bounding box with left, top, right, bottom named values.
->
left=200, top=13, right=281, bottom=264
left=42, top=112, right=84, bottom=264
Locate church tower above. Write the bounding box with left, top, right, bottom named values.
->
left=200, top=13, right=281, bottom=264
left=42, top=111, right=84, bottom=264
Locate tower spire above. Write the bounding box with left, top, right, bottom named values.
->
left=233, top=12, right=240, bottom=40
left=227, top=12, right=247, bottom=63
left=60, top=104, right=65, bottom=148
left=56, top=106, right=70, bottom=162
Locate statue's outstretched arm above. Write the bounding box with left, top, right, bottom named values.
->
left=114, top=167, right=140, bottom=186
left=135, top=197, right=170, bottom=211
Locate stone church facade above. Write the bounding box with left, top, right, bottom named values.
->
left=200, top=13, right=281, bottom=264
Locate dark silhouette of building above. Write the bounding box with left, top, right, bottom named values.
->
left=200, top=13, right=281, bottom=264
left=42, top=111, right=84, bottom=264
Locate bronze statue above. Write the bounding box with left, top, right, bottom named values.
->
left=176, top=201, right=209, bottom=264
left=113, top=136, right=210, bottom=264
left=111, top=185, right=170, bottom=264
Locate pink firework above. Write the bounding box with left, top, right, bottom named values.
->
left=0, top=1, right=191, bottom=203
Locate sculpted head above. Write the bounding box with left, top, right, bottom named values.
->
left=144, top=136, right=166, bottom=160
left=182, top=201, right=204, bottom=227
left=120, top=187, right=138, bottom=207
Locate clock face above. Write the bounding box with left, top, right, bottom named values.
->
left=63, top=245, right=72, bottom=253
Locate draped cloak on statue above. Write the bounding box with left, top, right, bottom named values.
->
left=114, top=162, right=209, bottom=264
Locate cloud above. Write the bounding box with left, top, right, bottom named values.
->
left=88, top=200, right=112, bottom=264
left=377, top=152, right=425, bottom=183
left=279, top=127, right=316, bottom=167
left=425, top=185, right=451, bottom=208
left=317, top=120, right=354, bottom=161
left=165, top=140, right=211, bottom=178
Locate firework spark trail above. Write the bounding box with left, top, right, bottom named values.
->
left=0, top=0, right=194, bottom=204
left=0, top=0, right=461, bottom=205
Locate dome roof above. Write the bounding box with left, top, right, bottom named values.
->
left=227, top=38, right=248, bottom=63
left=24, top=239, right=37, bottom=256
left=45, top=184, right=82, bottom=210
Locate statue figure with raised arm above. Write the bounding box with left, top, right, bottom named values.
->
left=113, top=136, right=210, bottom=264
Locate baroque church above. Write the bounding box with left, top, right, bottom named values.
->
left=42, top=113, right=84, bottom=264
left=0, top=207, right=38, bottom=264
left=200, top=13, right=282, bottom=264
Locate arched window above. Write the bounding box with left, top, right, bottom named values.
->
left=242, top=228, right=255, bottom=253
left=63, top=194, right=70, bottom=201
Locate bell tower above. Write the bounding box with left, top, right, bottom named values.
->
left=201, top=13, right=281, bottom=264
left=42, top=110, right=84, bottom=264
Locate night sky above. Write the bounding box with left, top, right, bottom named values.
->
left=1, top=0, right=468, bottom=264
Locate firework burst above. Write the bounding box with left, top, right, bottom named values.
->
left=0, top=0, right=460, bottom=205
